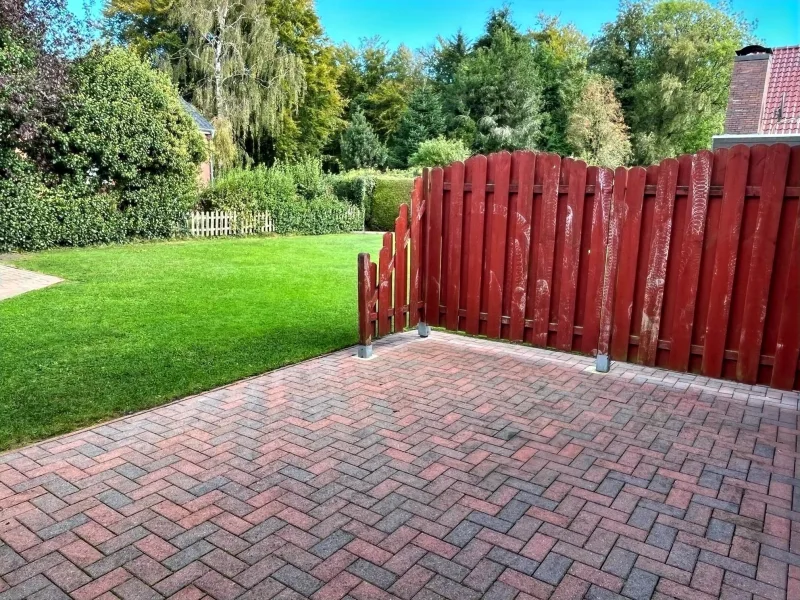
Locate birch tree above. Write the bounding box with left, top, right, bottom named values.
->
left=172, top=0, right=305, bottom=147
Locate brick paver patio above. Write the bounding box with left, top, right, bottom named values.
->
left=0, top=264, right=62, bottom=301
left=1, top=332, right=798, bottom=600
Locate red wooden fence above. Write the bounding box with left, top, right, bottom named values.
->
left=357, top=145, right=800, bottom=391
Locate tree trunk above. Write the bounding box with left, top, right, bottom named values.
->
left=213, top=1, right=228, bottom=119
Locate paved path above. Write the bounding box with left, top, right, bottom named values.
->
left=0, top=264, right=62, bottom=301
left=0, top=332, right=797, bottom=600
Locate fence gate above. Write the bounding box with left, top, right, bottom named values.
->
left=357, top=145, right=800, bottom=391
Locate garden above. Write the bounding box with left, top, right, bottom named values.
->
left=0, top=0, right=757, bottom=447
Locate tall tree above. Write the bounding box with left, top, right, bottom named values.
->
left=389, top=85, right=446, bottom=167
left=444, top=9, right=542, bottom=153
left=264, top=0, right=344, bottom=160
left=1, top=0, right=87, bottom=172
left=531, top=16, right=589, bottom=155
left=334, top=38, right=422, bottom=141
left=566, top=74, right=632, bottom=166
left=171, top=0, right=305, bottom=149
left=339, top=108, right=387, bottom=170
left=590, top=0, right=754, bottom=164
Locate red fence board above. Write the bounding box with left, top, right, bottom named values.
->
left=610, top=167, right=646, bottom=361
left=424, top=168, right=444, bottom=326
left=556, top=160, right=587, bottom=350
left=582, top=167, right=614, bottom=355
left=445, top=162, right=465, bottom=331
left=507, top=151, right=535, bottom=342
left=463, top=155, right=487, bottom=335
left=359, top=145, right=800, bottom=391
left=597, top=167, right=628, bottom=358
left=394, top=204, right=409, bottom=332
left=484, top=152, right=512, bottom=339
left=378, top=232, right=393, bottom=337
left=532, top=154, right=561, bottom=346
left=639, top=158, right=679, bottom=366
left=737, top=144, right=791, bottom=383
left=669, top=150, right=712, bottom=371
left=409, top=177, right=423, bottom=327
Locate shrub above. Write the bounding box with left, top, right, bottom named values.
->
left=266, top=194, right=363, bottom=235
left=0, top=46, right=206, bottom=252
left=409, top=137, right=471, bottom=168
left=199, top=159, right=364, bottom=235
left=328, top=174, right=376, bottom=224
left=370, top=177, right=414, bottom=232
left=45, top=46, right=206, bottom=188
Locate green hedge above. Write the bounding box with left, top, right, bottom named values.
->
left=328, top=174, right=376, bottom=224
left=370, top=177, right=415, bottom=231
left=266, top=196, right=363, bottom=235
left=0, top=169, right=195, bottom=252
left=199, top=160, right=365, bottom=235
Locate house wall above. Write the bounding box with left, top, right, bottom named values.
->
left=198, top=133, right=213, bottom=186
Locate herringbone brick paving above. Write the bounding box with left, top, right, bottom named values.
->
left=1, top=332, right=798, bottom=600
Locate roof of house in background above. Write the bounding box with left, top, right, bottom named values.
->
left=762, top=45, right=800, bottom=134
left=180, top=99, right=215, bottom=136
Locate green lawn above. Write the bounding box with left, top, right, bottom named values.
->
left=0, top=234, right=381, bottom=450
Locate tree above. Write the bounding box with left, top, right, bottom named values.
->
left=170, top=0, right=305, bottom=152
left=265, top=0, right=344, bottom=160
left=389, top=86, right=446, bottom=167
left=44, top=46, right=205, bottom=190
left=446, top=14, right=542, bottom=153
left=531, top=16, right=590, bottom=155
left=339, top=109, right=387, bottom=170
left=427, top=31, right=469, bottom=88
left=567, top=74, right=632, bottom=166
left=0, top=0, right=86, bottom=173
left=590, top=0, right=754, bottom=164
left=334, top=38, right=422, bottom=141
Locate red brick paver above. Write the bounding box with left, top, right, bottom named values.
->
left=0, top=332, right=798, bottom=599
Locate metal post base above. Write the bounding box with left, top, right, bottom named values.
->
left=357, top=344, right=373, bottom=359
left=417, top=322, right=431, bottom=338
left=595, top=354, right=611, bottom=373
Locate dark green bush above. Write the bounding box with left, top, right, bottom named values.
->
left=370, top=177, right=415, bottom=231
left=266, top=194, right=363, bottom=235
left=328, top=174, right=376, bottom=223
left=0, top=46, right=205, bottom=252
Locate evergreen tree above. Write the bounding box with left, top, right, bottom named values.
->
left=445, top=11, right=542, bottom=153
left=389, top=87, right=446, bottom=167
left=531, top=16, right=589, bottom=155
left=339, top=109, right=387, bottom=170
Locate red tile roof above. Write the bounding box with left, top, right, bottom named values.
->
left=761, top=45, right=800, bottom=134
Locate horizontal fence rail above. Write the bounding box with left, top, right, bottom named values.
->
left=187, top=211, right=274, bottom=237
left=358, top=144, right=800, bottom=391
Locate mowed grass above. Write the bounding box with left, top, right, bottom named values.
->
left=0, top=234, right=381, bottom=450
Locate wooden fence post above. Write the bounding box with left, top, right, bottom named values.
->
left=357, top=253, right=374, bottom=358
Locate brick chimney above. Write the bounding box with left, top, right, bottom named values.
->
left=724, top=45, right=773, bottom=134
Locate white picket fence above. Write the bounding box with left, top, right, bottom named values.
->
left=187, top=211, right=274, bottom=237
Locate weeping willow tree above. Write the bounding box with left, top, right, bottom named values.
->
left=171, top=0, right=305, bottom=160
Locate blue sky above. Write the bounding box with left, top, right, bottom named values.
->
left=315, top=0, right=799, bottom=49
left=72, top=0, right=799, bottom=49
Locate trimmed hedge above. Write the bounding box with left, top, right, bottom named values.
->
left=328, top=174, right=376, bottom=224
left=266, top=197, right=363, bottom=235
left=0, top=171, right=196, bottom=252
left=370, top=177, right=415, bottom=232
